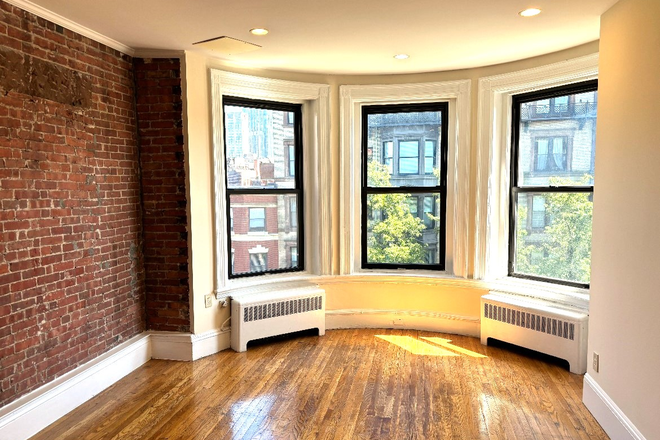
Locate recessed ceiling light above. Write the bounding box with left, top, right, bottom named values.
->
left=394, top=54, right=409, bottom=60
left=250, top=28, right=269, bottom=36
left=519, top=8, right=541, bottom=17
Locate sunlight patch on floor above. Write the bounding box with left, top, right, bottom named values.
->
left=421, top=337, right=488, bottom=358
left=376, top=335, right=459, bottom=356
left=375, top=335, right=488, bottom=358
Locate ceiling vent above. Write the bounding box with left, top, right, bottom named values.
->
left=192, top=36, right=261, bottom=55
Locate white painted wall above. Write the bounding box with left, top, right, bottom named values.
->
left=586, top=0, right=660, bottom=437
left=182, top=52, right=226, bottom=334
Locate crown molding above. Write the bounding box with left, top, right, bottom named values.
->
left=4, top=0, right=135, bottom=56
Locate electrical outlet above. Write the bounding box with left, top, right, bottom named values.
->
left=593, top=352, right=599, bottom=372
left=204, top=294, right=213, bottom=308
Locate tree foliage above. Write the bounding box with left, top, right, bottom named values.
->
left=515, top=176, right=593, bottom=283
left=366, top=162, right=427, bottom=264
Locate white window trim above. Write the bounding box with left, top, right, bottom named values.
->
left=474, top=53, right=598, bottom=306
left=339, top=80, right=471, bottom=278
left=210, top=70, right=331, bottom=296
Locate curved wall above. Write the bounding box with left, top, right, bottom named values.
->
left=181, top=41, right=600, bottom=335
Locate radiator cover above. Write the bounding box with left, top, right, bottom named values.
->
left=481, top=291, right=588, bottom=374
left=231, top=286, right=326, bottom=352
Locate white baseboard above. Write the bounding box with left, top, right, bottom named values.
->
left=150, top=331, right=196, bottom=361
left=150, top=329, right=230, bottom=361
left=0, top=329, right=231, bottom=440
left=192, top=329, right=231, bottom=360
left=583, top=373, right=646, bottom=440
left=0, top=334, right=151, bottom=440
left=325, top=309, right=480, bottom=337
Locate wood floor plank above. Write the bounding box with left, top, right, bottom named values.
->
left=29, top=329, right=609, bottom=440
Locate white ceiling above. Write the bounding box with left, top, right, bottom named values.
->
left=18, top=0, right=618, bottom=75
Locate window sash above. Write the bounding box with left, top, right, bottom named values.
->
left=509, top=80, right=597, bottom=288
left=361, top=102, right=448, bottom=271
left=223, top=96, right=305, bottom=278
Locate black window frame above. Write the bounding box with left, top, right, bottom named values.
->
left=509, top=80, right=597, bottom=288
left=361, top=102, right=448, bottom=271
left=223, top=96, right=305, bottom=279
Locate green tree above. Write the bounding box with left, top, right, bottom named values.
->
left=515, top=175, right=593, bottom=283
left=366, top=162, right=427, bottom=264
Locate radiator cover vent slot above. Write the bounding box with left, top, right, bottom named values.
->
left=484, top=303, right=575, bottom=341
left=243, top=295, right=323, bottom=323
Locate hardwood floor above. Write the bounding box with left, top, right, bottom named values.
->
left=30, top=329, right=608, bottom=440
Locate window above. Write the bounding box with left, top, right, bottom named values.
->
left=383, top=141, right=393, bottom=174
left=423, top=196, right=435, bottom=229
left=290, top=246, right=298, bottom=266
left=248, top=208, right=265, bottom=232
left=289, top=197, right=297, bottom=229
left=534, top=137, right=568, bottom=172
left=283, top=142, right=295, bottom=178
left=424, top=140, right=436, bottom=174
left=362, top=102, right=448, bottom=270
left=398, top=140, right=420, bottom=174
left=249, top=250, right=268, bottom=273
left=529, top=96, right=571, bottom=117
left=509, top=80, right=597, bottom=287
left=223, top=96, right=304, bottom=278
left=530, top=195, right=546, bottom=230
left=287, top=143, right=295, bottom=177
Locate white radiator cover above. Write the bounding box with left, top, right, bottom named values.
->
left=231, top=286, right=326, bottom=352
left=481, top=291, right=588, bottom=374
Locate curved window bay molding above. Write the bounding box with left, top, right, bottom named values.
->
left=210, top=70, right=331, bottom=294
left=474, top=53, right=599, bottom=282
left=339, top=80, right=472, bottom=279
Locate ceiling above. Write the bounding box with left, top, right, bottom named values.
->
left=17, top=0, right=618, bottom=75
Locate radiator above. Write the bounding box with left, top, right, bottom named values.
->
left=480, top=291, right=588, bottom=374
left=231, top=286, right=326, bottom=352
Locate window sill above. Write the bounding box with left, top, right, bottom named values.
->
left=319, top=270, right=486, bottom=289
left=486, top=277, right=589, bottom=311
left=215, top=271, right=588, bottom=312
left=215, top=272, right=319, bottom=301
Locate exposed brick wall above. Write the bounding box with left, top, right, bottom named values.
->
left=0, top=2, right=145, bottom=407
left=134, top=58, right=190, bottom=332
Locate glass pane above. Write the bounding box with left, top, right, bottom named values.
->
left=383, top=141, right=394, bottom=174
left=424, top=140, right=436, bottom=175
left=531, top=196, right=545, bottom=229
left=366, top=110, right=442, bottom=187
left=514, top=192, right=592, bottom=284
left=518, top=89, right=597, bottom=186
left=366, top=192, right=440, bottom=265
left=224, top=105, right=296, bottom=189
left=229, top=194, right=300, bottom=275
left=554, top=96, right=569, bottom=112
left=248, top=207, right=265, bottom=231
left=423, top=196, right=435, bottom=228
